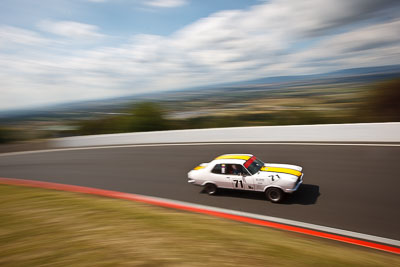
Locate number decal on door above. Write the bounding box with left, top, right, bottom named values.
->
left=268, top=174, right=281, bottom=181
left=233, top=180, right=244, bottom=188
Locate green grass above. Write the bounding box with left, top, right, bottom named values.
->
left=0, top=185, right=399, bottom=266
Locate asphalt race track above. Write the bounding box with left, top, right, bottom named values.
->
left=1, top=143, right=399, bottom=240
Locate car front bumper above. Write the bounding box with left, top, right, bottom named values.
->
left=284, top=173, right=303, bottom=193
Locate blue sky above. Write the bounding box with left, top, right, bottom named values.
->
left=1, top=0, right=400, bottom=110
left=0, top=0, right=260, bottom=37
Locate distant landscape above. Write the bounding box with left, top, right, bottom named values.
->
left=1, top=65, right=399, bottom=143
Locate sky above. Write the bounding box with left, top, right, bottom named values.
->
left=1, top=0, right=400, bottom=111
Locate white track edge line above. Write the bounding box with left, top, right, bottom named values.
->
left=1, top=142, right=400, bottom=157
left=134, top=193, right=400, bottom=247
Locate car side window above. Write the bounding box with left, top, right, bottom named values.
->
left=211, top=164, right=223, bottom=174
left=212, top=164, right=250, bottom=175
left=226, top=164, right=246, bottom=175
left=240, top=165, right=251, bottom=176
left=226, top=164, right=242, bottom=175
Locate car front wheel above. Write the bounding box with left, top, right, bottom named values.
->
left=265, top=187, right=284, bottom=203
left=203, top=183, right=218, bottom=195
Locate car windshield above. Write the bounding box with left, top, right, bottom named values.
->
left=244, top=156, right=265, bottom=175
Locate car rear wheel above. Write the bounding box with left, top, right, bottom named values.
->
left=203, top=183, right=218, bottom=195
left=265, top=187, right=284, bottom=203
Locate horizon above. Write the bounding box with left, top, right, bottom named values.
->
left=1, top=63, right=399, bottom=114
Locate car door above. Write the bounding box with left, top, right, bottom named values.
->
left=209, top=163, right=233, bottom=189
left=228, top=164, right=255, bottom=190
left=242, top=172, right=255, bottom=191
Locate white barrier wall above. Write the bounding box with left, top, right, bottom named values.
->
left=52, top=122, right=400, bottom=148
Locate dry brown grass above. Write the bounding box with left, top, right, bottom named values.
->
left=1, top=184, right=399, bottom=266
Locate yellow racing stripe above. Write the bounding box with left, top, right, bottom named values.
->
left=193, top=166, right=205, bottom=170
left=215, top=155, right=251, bottom=160
left=260, top=166, right=302, bottom=177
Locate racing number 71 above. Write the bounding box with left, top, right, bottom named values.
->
left=233, top=180, right=243, bottom=188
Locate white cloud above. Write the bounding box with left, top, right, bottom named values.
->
left=144, top=0, right=187, bottom=8
left=1, top=0, right=400, bottom=110
left=286, top=20, right=400, bottom=67
left=37, top=20, right=104, bottom=40
left=0, top=26, right=50, bottom=47
left=85, top=0, right=188, bottom=8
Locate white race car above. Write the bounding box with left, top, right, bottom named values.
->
left=188, top=154, right=303, bottom=203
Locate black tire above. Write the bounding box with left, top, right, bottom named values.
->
left=203, top=183, right=218, bottom=195
left=265, top=187, right=284, bottom=203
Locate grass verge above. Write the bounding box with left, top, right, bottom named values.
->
left=0, top=184, right=399, bottom=266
